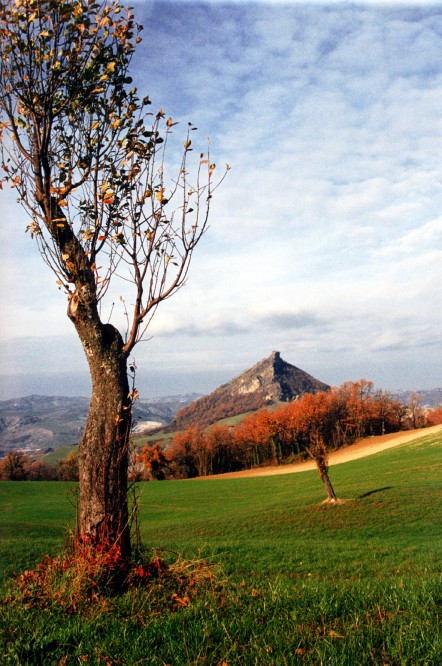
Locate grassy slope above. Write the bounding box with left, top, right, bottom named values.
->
left=139, top=430, right=441, bottom=579
left=0, top=430, right=441, bottom=665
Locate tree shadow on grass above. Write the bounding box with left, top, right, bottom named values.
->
left=359, top=486, right=393, bottom=499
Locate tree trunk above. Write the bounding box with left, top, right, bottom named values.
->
left=68, top=295, right=132, bottom=560
left=316, top=460, right=337, bottom=502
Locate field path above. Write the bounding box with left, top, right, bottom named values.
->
left=199, top=424, right=442, bottom=480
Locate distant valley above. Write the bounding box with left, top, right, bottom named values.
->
left=0, top=393, right=200, bottom=455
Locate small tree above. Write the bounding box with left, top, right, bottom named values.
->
left=0, top=0, right=226, bottom=560
left=407, top=393, right=426, bottom=430
left=306, top=432, right=337, bottom=503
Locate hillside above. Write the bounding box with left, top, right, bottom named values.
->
left=391, top=387, right=442, bottom=409
left=0, top=393, right=200, bottom=454
left=169, top=351, right=330, bottom=431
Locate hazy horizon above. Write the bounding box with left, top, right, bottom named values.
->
left=0, top=349, right=440, bottom=402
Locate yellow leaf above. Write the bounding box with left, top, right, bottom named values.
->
left=58, top=199, right=68, bottom=207
left=184, top=139, right=191, bottom=150
left=329, top=630, right=345, bottom=639
left=106, top=61, right=117, bottom=73
left=166, top=117, right=173, bottom=127
left=110, top=118, right=122, bottom=129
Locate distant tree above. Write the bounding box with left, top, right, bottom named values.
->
left=0, top=0, right=226, bottom=561
left=169, top=428, right=206, bottom=478
left=406, top=393, right=426, bottom=430
left=205, top=425, right=240, bottom=474
left=26, top=460, right=58, bottom=480
left=0, top=451, right=27, bottom=480
left=426, top=405, right=442, bottom=426
left=137, top=442, right=171, bottom=480
left=58, top=450, right=79, bottom=481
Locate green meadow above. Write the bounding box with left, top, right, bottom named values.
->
left=1, top=430, right=441, bottom=665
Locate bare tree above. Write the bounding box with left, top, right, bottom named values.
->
left=0, top=0, right=226, bottom=559
left=306, top=433, right=338, bottom=503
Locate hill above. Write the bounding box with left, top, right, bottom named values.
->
left=0, top=393, right=200, bottom=454
left=169, top=351, right=330, bottom=431
left=391, top=387, right=442, bottom=408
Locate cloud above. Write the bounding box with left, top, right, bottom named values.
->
left=1, top=1, right=441, bottom=393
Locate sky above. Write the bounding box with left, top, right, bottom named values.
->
left=0, top=0, right=441, bottom=400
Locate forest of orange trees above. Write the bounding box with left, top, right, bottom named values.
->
left=136, top=380, right=442, bottom=481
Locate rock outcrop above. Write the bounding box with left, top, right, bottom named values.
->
left=170, top=351, right=329, bottom=431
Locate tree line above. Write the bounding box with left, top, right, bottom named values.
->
left=0, top=450, right=79, bottom=481
left=136, top=380, right=440, bottom=482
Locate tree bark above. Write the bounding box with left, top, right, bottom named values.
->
left=68, top=294, right=131, bottom=559
left=316, top=459, right=337, bottom=502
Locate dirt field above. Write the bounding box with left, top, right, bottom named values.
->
left=200, top=424, right=442, bottom=480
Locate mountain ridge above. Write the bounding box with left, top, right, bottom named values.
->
left=169, top=351, right=330, bottom=431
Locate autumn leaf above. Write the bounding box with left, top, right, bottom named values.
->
left=184, top=139, right=192, bottom=150
left=329, top=630, right=345, bottom=639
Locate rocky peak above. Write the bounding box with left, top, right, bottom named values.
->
left=170, top=352, right=330, bottom=431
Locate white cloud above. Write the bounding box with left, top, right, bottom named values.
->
left=1, top=1, right=441, bottom=394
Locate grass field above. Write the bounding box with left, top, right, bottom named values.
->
left=0, top=430, right=441, bottom=664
